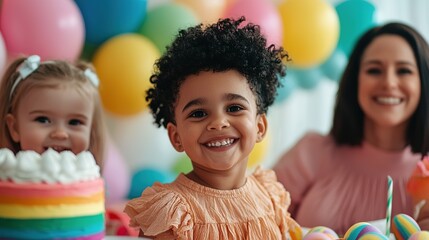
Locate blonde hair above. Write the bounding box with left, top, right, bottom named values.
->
left=0, top=57, right=106, bottom=168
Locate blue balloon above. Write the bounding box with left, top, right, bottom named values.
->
left=320, top=48, right=348, bottom=82
left=127, top=168, right=176, bottom=199
left=335, top=0, right=377, bottom=56
left=275, top=72, right=297, bottom=104
left=75, top=0, right=148, bottom=45
left=291, top=67, right=323, bottom=89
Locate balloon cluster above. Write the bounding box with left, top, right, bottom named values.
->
left=0, top=0, right=379, bottom=205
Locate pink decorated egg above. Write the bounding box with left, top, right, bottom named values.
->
left=409, top=231, right=429, bottom=240
left=303, top=232, right=332, bottom=240
left=391, top=214, right=421, bottom=240
left=344, top=222, right=382, bottom=240
left=307, top=226, right=339, bottom=239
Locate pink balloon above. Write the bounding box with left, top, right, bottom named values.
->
left=224, top=0, right=283, bottom=47
left=0, top=0, right=84, bottom=61
left=103, top=137, right=131, bottom=205
left=0, top=33, right=7, bottom=75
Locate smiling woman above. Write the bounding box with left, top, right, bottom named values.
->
left=273, top=22, right=429, bottom=234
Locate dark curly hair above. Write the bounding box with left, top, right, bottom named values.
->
left=146, top=17, right=289, bottom=128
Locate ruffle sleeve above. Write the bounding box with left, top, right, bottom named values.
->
left=253, top=167, right=302, bottom=240
left=123, top=182, right=194, bottom=239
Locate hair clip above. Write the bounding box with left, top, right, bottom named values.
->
left=84, top=68, right=99, bottom=88
left=10, top=55, right=41, bottom=98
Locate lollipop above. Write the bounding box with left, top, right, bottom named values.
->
left=391, top=213, right=421, bottom=240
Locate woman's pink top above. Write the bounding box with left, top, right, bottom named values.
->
left=273, top=132, right=421, bottom=235
left=124, top=167, right=300, bottom=239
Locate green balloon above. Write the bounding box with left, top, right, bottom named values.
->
left=137, top=3, right=198, bottom=53
left=80, top=42, right=99, bottom=61
left=172, top=154, right=193, bottom=174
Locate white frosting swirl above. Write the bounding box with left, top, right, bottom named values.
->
left=0, top=148, right=100, bottom=184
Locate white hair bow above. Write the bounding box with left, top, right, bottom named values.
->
left=10, top=55, right=41, bottom=98
left=84, top=68, right=100, bottom=88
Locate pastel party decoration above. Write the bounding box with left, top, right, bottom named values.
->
left=93, top=34, right=160, bottom=116
left=223, top=0, right=283, bottom=46
left=247, top=130, right=270, bottom=168
left=75, top=0, right=148, bottom=45
left=359, top=232, right=389, bottom=240
left=290, top=67, right=323, bottom=90
left=335, top=0, right=377, bottom=56
left=344, top=222, right=383, bottom=240
left=128, top=168, right=175, bottom=199
left=278, top=0, right=339, bottom=67
left=385, top=176, right=393, bottom=237
left=172, top=154, right=193, bottom=174
left=138, top=3, right=198, bottom=53
left=409, top=231, right=429, bottom=240
left=303, top=232, right=332, bottom=240
left=306, top=226, right=338, bottom=239
left=103, top=138, right=130, bottom=205
left=391, top=214, right=421, bottom=240
left=0, top=33, right=6, bottom=74
left=174, top=0, right=229, bottom=24
left=319, top=48, right=348, bottom=82
left=0, top=0, right=84, bottom=61
left=275, top=72, right=297, bottom=104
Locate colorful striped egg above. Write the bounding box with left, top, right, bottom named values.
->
left=391, top=214, right=421, bottom=240
left=344, top=222, right=382, bottom=240
left=306, top=226, right=339, bottom=239
left=358, top=232, right=389, bottom=240
left=408, top=231, right=429, bottom=240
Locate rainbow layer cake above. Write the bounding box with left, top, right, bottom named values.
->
left=0, top=148, right=105, bottom=239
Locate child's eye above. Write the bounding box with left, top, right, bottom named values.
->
left=69, top=119, right=84, bottom=126
left=34, top=116, right=50, bottom=124
left=227, top=105, right=244, bottom=113
left=189, top=110, right=207, bottom=118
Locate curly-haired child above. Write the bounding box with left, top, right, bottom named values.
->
left=123, top=17, right=301, bottom=239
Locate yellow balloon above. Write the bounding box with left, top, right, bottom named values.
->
left=248, top=131, right=270, bottom=168
left=174, top=0, right=229, bottom=23
left=93, top=34, right=160, bottom=116
left=278, top=0, right=339, bottom=68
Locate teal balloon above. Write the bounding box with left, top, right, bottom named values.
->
left=75, top=0, right=148, bottom=45
left=275, top=72, right=297, bottom=104
left=320, top=48, right=348, bottom=82
left=291, top=67, right=323, bottom=89
left=335, top=0, right=377, bottom=56
left=172, top=154, right=192, bottom=174
left=128, top=168, right=175, bottom=199
left=138, top=3, right=198, bottom=53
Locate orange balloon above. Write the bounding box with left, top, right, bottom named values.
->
left=174, top=0, right=229, bottom=23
